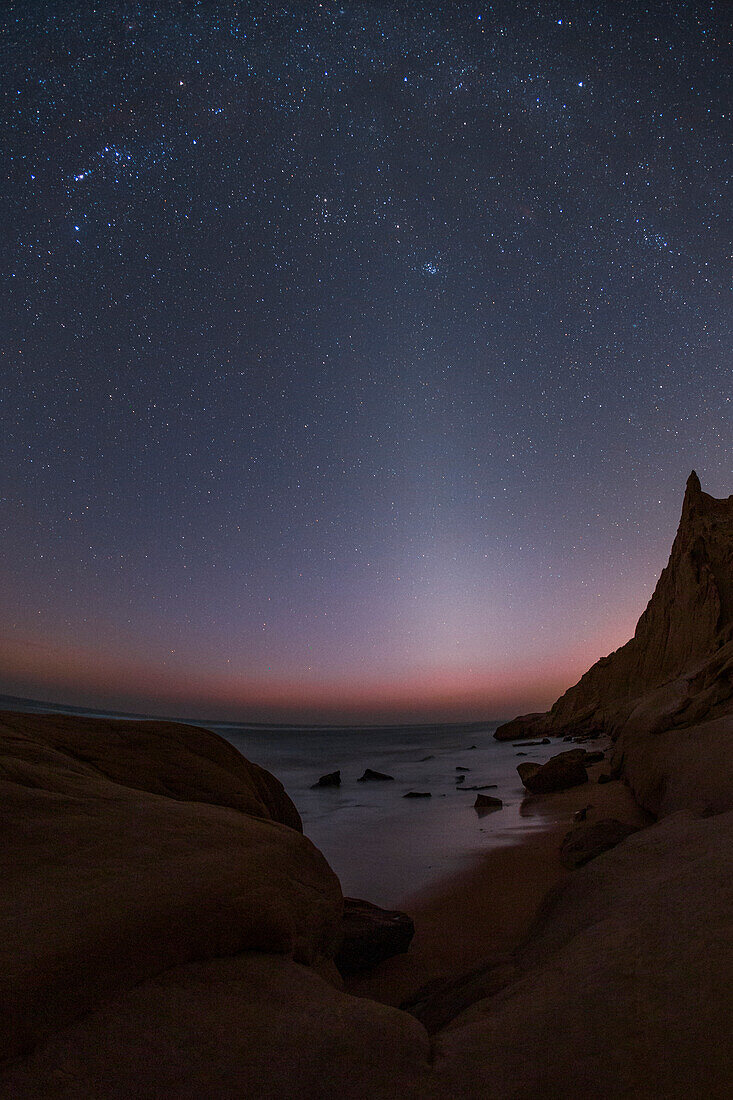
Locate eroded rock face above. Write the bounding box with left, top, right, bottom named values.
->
left=0, top=711, right=343, bottom=1063
left=496, top=473, right=733, bottom=815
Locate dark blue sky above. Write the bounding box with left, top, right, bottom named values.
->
left=1, top=2, right=730, bottom=721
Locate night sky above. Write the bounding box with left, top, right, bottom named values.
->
left=1, top=2, right=730, bottom=723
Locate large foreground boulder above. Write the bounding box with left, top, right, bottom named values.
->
left=0, top=711, right=342, bottom=1063
left=0, top=954, right=434, bottom=1100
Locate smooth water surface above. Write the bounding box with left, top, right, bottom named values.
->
left=212, top=723, right=570, bottom=908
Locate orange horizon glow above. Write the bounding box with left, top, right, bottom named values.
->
left=0, top=611, right=636, bottom=724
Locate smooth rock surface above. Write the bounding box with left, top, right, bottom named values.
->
left=335, top=899, right=416, bottom=975
left=560, top=818, right=640, bottom=868
left=0, top=711, right=342, bottom=1063
left=517, top=756, right=588, bottom=793
left=431, top=811, right=733, bottom=1098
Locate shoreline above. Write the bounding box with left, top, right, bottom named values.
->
left=345, top=755, right=650, bottom=1008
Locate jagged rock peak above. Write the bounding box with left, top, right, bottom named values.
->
left=686, top=469, right=701, bottom=495
left=681, top=468, right=703, bottom=520
left=495, top=471, right=733, bottom=747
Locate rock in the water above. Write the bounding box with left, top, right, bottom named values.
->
left=574, top=805, right=592, bottom=822
left=335, top=898, right=415, bottom=974
left=311, top=770, right=341, bottom=788
left=419, top=754, right=435, bottom=761
left=518, top=756, right=588, bottom=794
left=560, top=818, right=640, bottom=868
left=455, top=775, right=465, bottom=784
left=474, top=794, right=503, bottom=810
left=455, top=766, right=470, bottom=772
left=404, top=791, right=431, bottom=798
left=357, top=768, right=395, bottom=782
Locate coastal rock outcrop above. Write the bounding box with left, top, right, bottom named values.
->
left=497, top=472, right=733, bottom=816
left=517, top=755, right=588, bottom=793
left=1, top=708, right=731, bottom=1097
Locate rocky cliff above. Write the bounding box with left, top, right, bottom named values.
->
left=495, top=472, right=733, bottom=815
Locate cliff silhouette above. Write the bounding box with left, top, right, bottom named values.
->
left=497, top=471, right=733, bottom=814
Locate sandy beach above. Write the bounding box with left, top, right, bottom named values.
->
left=347, top=754, right=650, bottom=1009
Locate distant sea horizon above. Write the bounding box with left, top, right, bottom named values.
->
left=0, top=691, right=506, bottom=736
left=1, top=692, right=570, bottom=907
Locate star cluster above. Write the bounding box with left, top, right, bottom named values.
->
left=1, top=2, right=730, bottom=721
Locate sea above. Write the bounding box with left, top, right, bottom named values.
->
left=2, top=696, right=570, bottom=909
left=208, top=719, right=568, bottom=908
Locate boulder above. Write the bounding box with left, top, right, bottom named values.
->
left=549, top=748, right=587, bottom=764
left=357, top=768, right=394, bottom=782
left=474, top=794, right=503, bottom=811
left=518, top=756, right=588, bottom=794
left=0, top=711, right=343, bottom=1064
left=312, top=770, right=341, bottom=788
left=494, top=714, right=547, bottom=741
left=560, top=819, right=640, bottom=868
left=335, top=898, right=415, bottom=975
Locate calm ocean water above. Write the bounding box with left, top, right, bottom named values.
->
left=1, top=697, right=568, bottom=910
left=210, top=722, right=568, bottom=908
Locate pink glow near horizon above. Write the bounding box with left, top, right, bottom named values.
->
left=0, top=598, right=641, bottom=723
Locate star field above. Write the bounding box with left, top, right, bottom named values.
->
left=1, top=2, right=730, bottom=721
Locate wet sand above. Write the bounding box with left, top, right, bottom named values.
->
left=345, top=757, right=651, bottom=1007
